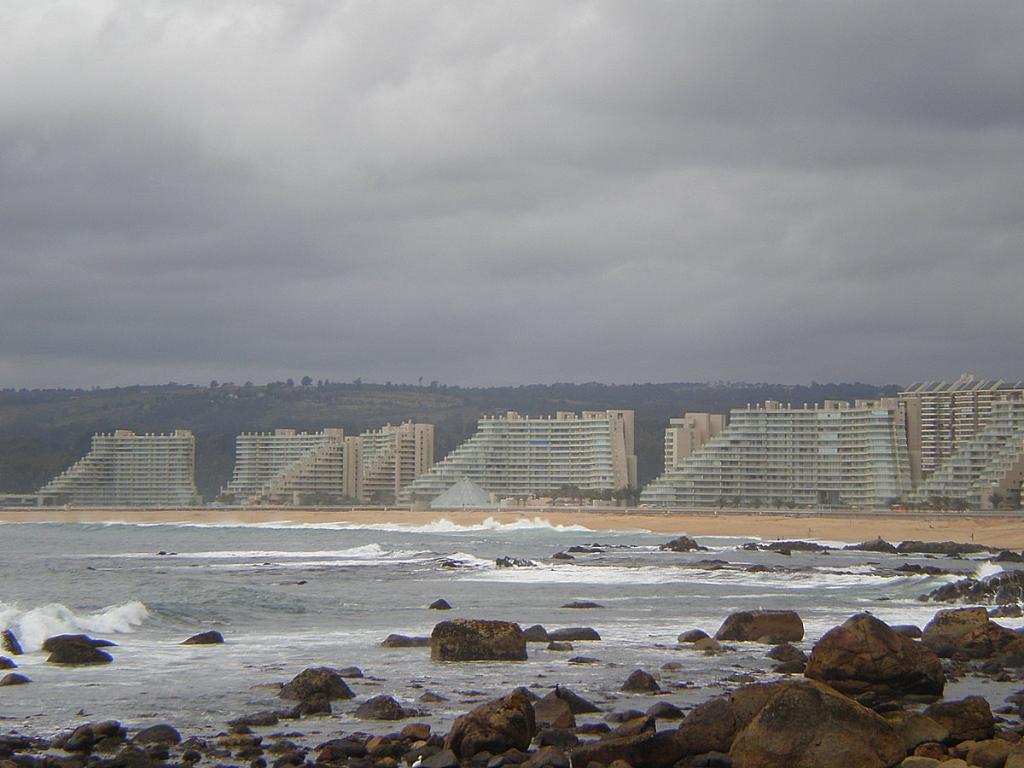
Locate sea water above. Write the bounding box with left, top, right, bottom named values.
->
left=0, top=518, right=1017, bottom=739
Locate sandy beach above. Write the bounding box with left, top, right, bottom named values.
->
left=3, top=505, right=1024, bottom=548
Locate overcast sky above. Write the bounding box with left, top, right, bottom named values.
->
left=2, top=1, right=1023, bottom=389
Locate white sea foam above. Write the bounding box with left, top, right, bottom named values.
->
left=0, top=600, right=149, bottom=652
left=72, top=516, right=598, bottom=534
left=976, top=561, right=1004, bottom=580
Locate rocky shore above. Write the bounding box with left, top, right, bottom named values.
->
left=7, top=537, right=1024, bottom=768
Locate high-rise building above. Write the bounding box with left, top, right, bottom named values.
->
left=664, top=413, right=725, bottom=471
left=220, top=428, right=352, bottom=505
left=400, top=410, right=637, bottom=502
left=640, top=400, right=911, bottom=509
left=221, top=422, right=434, bottom=505
left=900, top=373, right=1024, bottom=487
left=39, top=430, right=200, bottom=507
left=909, top=393, right=1024, bottom=509
left=356, top=422, right=434, bottom=503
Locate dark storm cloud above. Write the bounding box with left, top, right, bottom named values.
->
left=2, top=1, right=1023, bottom=388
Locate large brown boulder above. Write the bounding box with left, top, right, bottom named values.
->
left=570, top=730, right=684, bottom=768
left=715, top=610, right=803, bottom=643
left=924, top=696, right=994, bottom=742
left=278, top=667, right=354, bottom=701
left=534, top=691, right=575, bottom=729
left=431, top=619, right=527, bottom=661
left=803, top=613, right=944, bottom=698
left=922, top=607, right=1024, bottom=658
left=673, top=682, right=786, bottom=755
left=444, top=690, right=536, bottom=759
left=729, top=680, right=905, bottom=768
left=44, top=635, right=114, bottom=665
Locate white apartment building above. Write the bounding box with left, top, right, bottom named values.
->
left=400, top=410, right=637, bottom=503
left=664, top=413, right=725, bottom=471
left=640, top=399, right=912, bottom=509
left=900, top=373, right=1024, bottom=486
left=221, top=422, right=434, bottom=505
left=39, top=430, right=200, bottom=507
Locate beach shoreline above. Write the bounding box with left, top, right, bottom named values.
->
left=2, top=505, right=1023, bottom=548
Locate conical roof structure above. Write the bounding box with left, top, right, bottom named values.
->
left=430, top=477, right=495, bottom=509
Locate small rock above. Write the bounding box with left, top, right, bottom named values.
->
left=0, top=673, right=29, bottom=686
left=0, top=657, right=15, bottom=670
left=678, top=629, right=710, bottom=643
left=182, top=631, right=224, bottom=645
left=134, top=724, right=182, bottom=745
left=620, top=669, right=659, bottom=693
left=561, top=601, right=604, bottom=609
left=1, top=630, right=22, bottom=656
left=547, top=642, right=573, bottom=652
left=496, top=557, right=536, bottom=568
left=279, top=667, right=354, bottom=701
left=766, top=643, right=807, bottom=663
left=522, top=625, right=550, bottom=643
left=44, top=634, right=114, bottom=665
left=568, top=656, right=599, bottom=665
left=645, top=701, right=684, bottom=720
left=547, top=627, right=600, bottom=642
left=382, top=634, right=431, bottom=648
left=429, top=599, right=453, bottom=610
left=354, top=695, right=411, bottom=721
left=552, top=552, right=575, bottom=561
left=660, top=536, right=709, bottom=552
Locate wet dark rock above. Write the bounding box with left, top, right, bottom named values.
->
left=728, top=679, right=904, bottom=768
left=646, top=701, right=685, bottom=720
left=290, top=693, right=332, bottom=717
left=678, top=629, right=710, bottom=644
left=570, top=728, right=684, bottom=768
left=606, top=709, right=645, bottom=723
left=522, top=625, right=550, bottom=643
left=522, top=745, right=570, bottom=768
left=660, top=536, right=708, bottom=553
left=607, top=715, right=656, bottom=740
left=844, top=538, right=898, bottom=554
left=44, top=635, right=114, bottom=665
left=561, top=601, right=603, bottom=609
left=551, top=686, right=600, bottom=714
left=546, top=642, right=572, bottom=652
left=891, top=624, right=923, bottom=638
left=431, top=619, right=527, bottom=662
left=278, top=667, right=355, bottom=701
left=765, top=643, right=806, bottom=663
left=0, top=672, right=29, bottom=686
left=227, top=712, right=280, bottom=729
left=575, top=722, right=610, bottom=735
left=771, top=660, right=805, bottom=674
left=429, top=599, right=453, bottom=610
left=318, top=738, right=368, bottom=762
left=552, top=552, right=575, bottom=561
left=496, top=557, right=536, bottom=569
left=714, top=610, right=804, bottom=644
left=536, top=728, right=578, bottom=750
left=621, top=669, right=660, bottom=693
left=336, top=665, right=364, bottom=678
left=568, top=546, right=602, bottom=554
left=693, top=637, right=724, bottom=653
left=0, top=657, right=15, bottom=670
left=534, top=692, right=576, bottom=729
left=924, top=696, right=994, bottom=742
left=1, top=630, right=22, bottom=656
left=133, top=724, right=181, bottom=745
left=382, top=634, right=431, bottom=648
left=740, top=543, right=760, bottom=551
left=58, top=721, right=126, bottom=753
left=354, top=695, right=412, bottom=720
left=182, top=630, right=224, bottom=645
left=995, top=550, right=1024, bottom=563
left=897, top=563, right=946, bottom=576
left=763, top=540, right=831, bottom=553
left=922, top=606, right=1024, bottom=658
left=547, top=627, right=601, bottom=642
left=444, top=690, right=537, bottom=760
left=990, top=604, right=1023, bottom=619
left=420, top=748, right=459, bottom=768
left=420, top=690, right=449, bottom=703
left=921, top=569, right=1024, bottom=604
left=898, top=540, right=992, bottom=555
left=568, top=656, right=599, bottom=664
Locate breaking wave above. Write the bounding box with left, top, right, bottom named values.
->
left=0, top=600, right=149, bottom=652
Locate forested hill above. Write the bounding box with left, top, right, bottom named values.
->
left=0, top=380, right=899, bottom=500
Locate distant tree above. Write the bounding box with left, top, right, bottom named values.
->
left=301, top=376, right=313, bottom=387
left=285, top=378, right=295, bottom=387
left=991, top=492, right=1005, bottom=510
left=209, top=380, right=219, bottom=389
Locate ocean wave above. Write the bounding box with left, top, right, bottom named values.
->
left=327, top=516, right=596, bottom=533
left=0, top=600, right=149, bottom=652
left=99, top=543, right=431, bottom=561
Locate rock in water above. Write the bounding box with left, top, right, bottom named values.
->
left=659, top=536, right=708, bottom=552
left=921, top=606, right=1024, bottom=658
left=1, top=630, right=23, bottom=656
left=431, top=619, right=527, bottom=661
left=678, top=629, right=710, bottom=643
left=897, top=540, right=991, bottom=555
left=728, top=680, right=905, bottom=768
left=278, top=667, right=354, bottom=700
left=715, top=610, right=804, bottom=643
left=133, top=725, right=182, bottom=745
left=429, top=599, right=453, bottom=610
left=522, top=625, right=550, bottom=642
left=44, top=635, right=114, bottom=665
left=381, top=634, right=431, bottom=647
left=844, top=537, right=898, bottom=554
left=547, top=627, right=601, bottom=642
left=534, top=691, right=576, bottom=729
left=0, top=673, right=30, bottom=686
left=804, top=613, right=944, bottom=698
left=0, top=657, right=16, bottom=670
left=444, top=690, right=536, bottom=759
left=182, top=631, right=224, bottom=645
left=621, top=669, right=660, bottom=693
left=924, top=696, right=994, bottom=742
left=495, top=557, right=536, bottom=568
left=355, top=695, right=411, bottom=720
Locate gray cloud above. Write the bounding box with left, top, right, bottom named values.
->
left=2, top=0, right=1023, bottom=389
